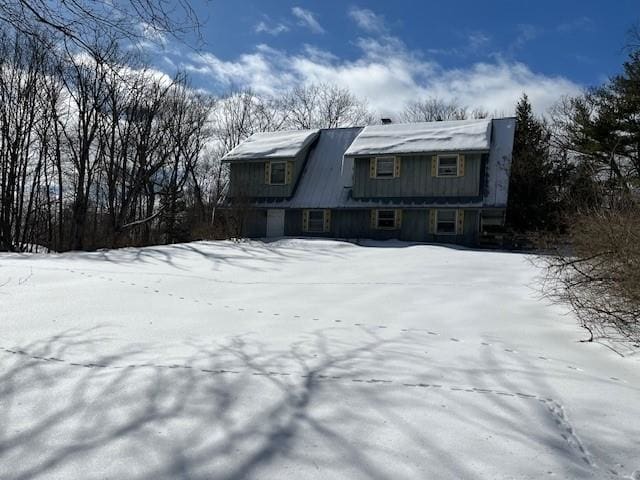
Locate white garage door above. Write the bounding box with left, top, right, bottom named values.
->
left=266, top=209, right=285, bottom=238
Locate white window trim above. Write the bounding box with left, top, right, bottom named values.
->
left=374, top=156, right=396, bottom=179
left=376, top=209, right=397, bottom=230
left=306, top=209, right=326, bottom=233
left=436, top=154, right=459, bottom=178
left=269, top=160, right=287, bottom=185
left=435, top=209, right=458, bottom=235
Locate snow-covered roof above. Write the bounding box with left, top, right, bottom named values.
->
left=226, top=119, right=515, bottom=210
left=222, top=129, right=319, bottom=161
left=344, top=119, right=492, bottom=156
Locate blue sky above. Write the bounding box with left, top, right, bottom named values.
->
left=146, top=0, right=639, bottom=117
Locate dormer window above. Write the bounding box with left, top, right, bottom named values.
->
left=370, top=156, right=401, bottom=179
left=375, top=157, right=394, bottom=178
left=437, top=155, right=459, bottom=177
left=269, top=161, right=287, bottom=185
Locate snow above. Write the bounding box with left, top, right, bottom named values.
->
left=485, top=117, right=516, bottom=207
left=344, top=119, right=493, bottom=156
left=1, top=239, right=639, bottom=479
left=222, top=129, right=319, bottom=160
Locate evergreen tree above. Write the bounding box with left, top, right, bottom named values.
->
left=563, top=50, right=640, bottom=190
left=506, top=94, right=557, bottom=232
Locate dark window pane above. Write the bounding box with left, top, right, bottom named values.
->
left=308, top=210, right=324, bottom=232
left=377, top=210, right=396, bottom=228
left=436, top=210, right=456, bottom=234
left=270, top=162, right=286, bottom=184
left=438, top=156, right=458, bottom=176
left=376, top=158, right=394, bottom=177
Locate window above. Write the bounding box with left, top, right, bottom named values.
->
left=437, top=155, right=459, bottom=177
left=303, top=209, right=330, bottom=233
left=270, top=161, right=286, bottom=184
left=377, top=209, right=396, bottom=229
left=375, top=157, right=395, bottom=178
left=436, top=209, right=457, bottom=234
left=307, top=210, right=325, bottom=233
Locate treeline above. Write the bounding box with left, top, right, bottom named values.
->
left=0, top=26, right=380, bottom=252
left=1, top=20, right=504, bottom=253
left=505, top=35, right=640, bottom=344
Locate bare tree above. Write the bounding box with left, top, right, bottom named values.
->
left=281, top=83, right=373, bottom=129
left=0, top=0, right=202, bottom=55
left=401, top=97, right=488, bottom=123
left=211, top=90, right=285, bottom=154
left=0, top=27, right=51, bottom=251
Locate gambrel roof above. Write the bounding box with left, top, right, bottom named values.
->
left=231, top=118, right=516, bottom=209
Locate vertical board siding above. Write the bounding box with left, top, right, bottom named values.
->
left=242, top=208, right=479, bottom=245
left=351, top=153, right=482, bottom=198
left=285, top=210, right=334, bottom=237
left=228, top=147, right=309, bottom=198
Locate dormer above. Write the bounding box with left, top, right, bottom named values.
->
left=222, top=129, right=319, bottom=199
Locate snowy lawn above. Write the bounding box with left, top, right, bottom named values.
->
left=1, top=239, right=638, bottom=479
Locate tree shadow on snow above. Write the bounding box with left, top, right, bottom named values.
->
left=0, top=329, right=635, bottom=479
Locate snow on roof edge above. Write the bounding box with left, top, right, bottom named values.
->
left=222, top=129, right=320, bottom=161
left=344, top=118, right=493, bottom=157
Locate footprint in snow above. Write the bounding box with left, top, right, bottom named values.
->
left=450, top=338, right=460, bottom=342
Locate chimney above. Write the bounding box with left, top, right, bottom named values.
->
left=381, top=118, right=392, bottom=125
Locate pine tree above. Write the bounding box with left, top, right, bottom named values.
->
left=506, top=94, right=557, bottom=232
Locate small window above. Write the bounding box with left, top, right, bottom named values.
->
left=377, top=209, right=396, bottom=229
left=437, top=155, right=459, bottom=177
left=436, top=209, right=457, bottom=234
left=270, top=161, right=286, bottom=184
left=375, top=157, right=395, bottom=178
left=307, top=210, right=325, bottom=233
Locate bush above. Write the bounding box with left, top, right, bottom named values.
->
left=542, top=202, right=640, bottom=345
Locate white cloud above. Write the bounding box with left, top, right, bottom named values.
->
left=255, top=20, right=289, bottom=36
left=348, top=7, right=386, bottom=33
left=138, top=21, right=168, bottom=45
left=512, top=24, right=540, bottom=51
left=467, top=31, right=491, bottom=51
left=292, top=7, right=325, bottom=34
left=181, top=31, right=582, bottom=118
left=557, top=16, right=595, bottom=33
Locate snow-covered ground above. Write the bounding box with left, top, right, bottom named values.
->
left=1, top=239, right=638, bottom=479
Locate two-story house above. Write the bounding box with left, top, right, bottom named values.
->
left=221, top=117, right=515, bottom=245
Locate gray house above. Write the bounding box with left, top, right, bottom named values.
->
left=222, top=117, right=516, bottom=246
